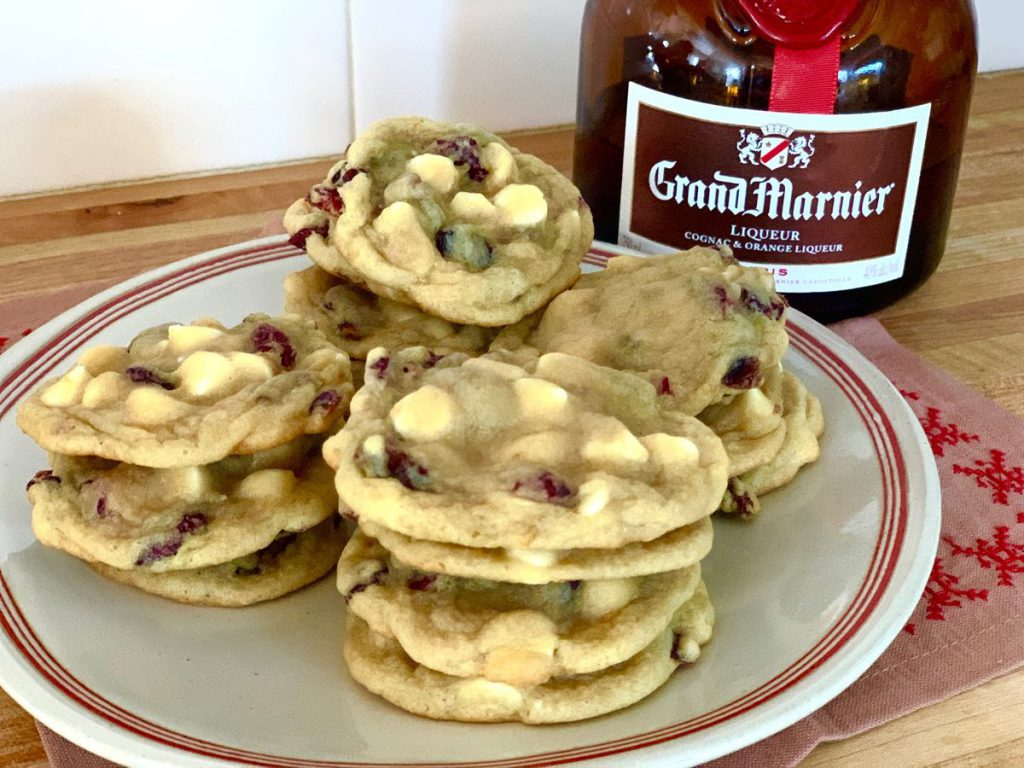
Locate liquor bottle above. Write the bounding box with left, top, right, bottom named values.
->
left=574, top=0, right=978, bottom=322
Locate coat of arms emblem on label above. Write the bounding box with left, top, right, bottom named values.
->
left=737, top=124, right=816, bottom=170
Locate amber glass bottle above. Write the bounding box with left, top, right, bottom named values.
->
left=574, top=0, right=977, bottom=322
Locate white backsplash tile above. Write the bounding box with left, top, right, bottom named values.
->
left=0, top=0, right=353, bottom=197
left=349, top=0, right=587, bottom=133
left=0, top=0, right=1017, bottom=197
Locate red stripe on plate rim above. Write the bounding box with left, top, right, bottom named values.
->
left=0, top=241, right=908, bottom=767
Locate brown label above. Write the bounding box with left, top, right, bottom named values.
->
left=620, top=85, right=930, bottom=293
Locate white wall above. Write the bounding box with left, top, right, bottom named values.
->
left=0, top=0, right=1017, bottom=198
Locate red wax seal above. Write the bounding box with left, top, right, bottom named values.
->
left=735, top=0, right=862, bottom=48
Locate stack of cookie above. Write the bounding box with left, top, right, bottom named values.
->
left=17, top=314, right=355, bottom=606
left=323, top=346, right=729, bottom=722
left=281, top=116, right=595, bottom=372
left=512, top=246, right=825, bottom=518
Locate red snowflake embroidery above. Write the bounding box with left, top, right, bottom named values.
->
left=1018, top=512, right=1024, bottom=525
left=900, top=389, right=920, bottom=401
left=917, top=557, right=988, bottom=622
left=946, top=526, right=1024, bottom=588
left=919, top=407, right=979, bottom=458
left=953, top=449, right=1024, bottom=505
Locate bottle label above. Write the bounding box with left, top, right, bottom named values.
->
left=618, top=83, right=930, bottom=293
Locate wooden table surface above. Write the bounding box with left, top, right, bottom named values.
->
left=1, top=70, right=1022, bottom=768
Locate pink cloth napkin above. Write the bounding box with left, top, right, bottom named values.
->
left=3, top=304, right=1021, bottom=768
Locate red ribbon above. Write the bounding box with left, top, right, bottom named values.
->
left=769, top=35, right=841, bottom=114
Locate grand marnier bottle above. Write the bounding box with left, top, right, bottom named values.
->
left=574, top=0, right=978, bottom=321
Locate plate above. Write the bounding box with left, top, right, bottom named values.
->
left=0, top=237, right=940, bottom=767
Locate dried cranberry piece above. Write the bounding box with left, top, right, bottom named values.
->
left=512, top=471, right=576, bottom=506
left=346, top=566, right=388, bottom=601
left=722, top=357, right=761, bottom=390
left=306, top=184, right=344, bottom=216
left=336, top=321, right=362, bottom=341
left=739, top=288, right=787, bottom=321
left=657, top=376, right=674, bottom=396
left=424, top=351, right=444, bottom=369
left=288, top=221, right=330, bottom=251
left=433, top=136, right=489, bottom=182
left=135, top=537, right=183, bottom=566
left=714, top=285, right=733, bottom=316
left=251, top=323, right=297, bottom=369
left=385, top=446, right=432, bottom=490
left=720, top=479, right=760, bottom=519
left=177, top=512, right=208, bottom=534
left=135, top=513, right=207, bottom=566
left=26, top=469, right=60, bottom=491
left=569, top=580, right=582, bottom=591
left=670, top=631, right=685, bottom=662
left=126, top=366, right=174, bottom=390
left=407, top=573, right=437, bottom=591
left=341, top=167, right=364, bottom=184
left=309, top=389, right=341, bottom=416
left=95, top=495, right=109, bottom=518
left=368, top=355, right=390, bottom=379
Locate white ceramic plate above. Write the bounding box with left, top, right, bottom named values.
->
left=0, top=238, right=940, bottom=768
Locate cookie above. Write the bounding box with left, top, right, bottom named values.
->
left=17, top=314, right=354, bottom=468
left=283, top=117, right=593, bottom=326
left=740, top=371, right=825, bottom=496
left=719, top=372, right=824, bottom=519
left=528, top=248, right=789, bottom=415
left=357, top=516, right=712, bottom=584
left=28, top=437, right=338, bottom=572
left=343, top=580, right=713, bottom=723
left=90, top=517, right=346, bottom=607
left=322, top=347, right=728, bottom=549
left=698, top=363, right=786, bottom=477
left=338, top=529, right=701, bottom=685
left=283, top=265, right=495, bottom=360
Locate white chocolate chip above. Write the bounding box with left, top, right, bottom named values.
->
left=454, top=678, right=524, bottom=709
left=390, top=385, right=456, bottom=441
left=582, top=421, right=650, bottom=464
left=505, top=548, right=562, bottom=568
left=674, top=635, right=702, bottom=664
left=373, top=202, right=438, bottom=274
left=481, top=142, right=517, bottom=188
left=126, top=387, right=190, bottom=425
left=741, top=387, right=775, bottom=420
left=361, top=434, right=386, bottom=458
left=40, top=366, right=90, bottom=407
left=78, top=345, right=127, bottom=375
left=577, top=478, right=610, bottom=517
left=496, top=431, right=571, bottom=466
left=80, top=371, right=126, bottom=409
left=513, top=377, right=569, bottom=420
left=493, top=184, right=548, bottom=227
left=176, top=351, right=234, bottom=398
left=580, top=578, right=638, bottom=620
left=226, top=351, right=275, bottom=381
left=406, top=153, right=458, bottom=194
left=235, top=469, right=298, bottom=499
left=166, top=324, right=225, bottom=356
left=450, top=191, right=496, bottom=223
left=479, top=612, right=558, bottom=685
left=641, top=433, right=700, bottom=468
left=462, top=357, right=526, bottom=380
left=171, top=466, right=212, bottom=501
